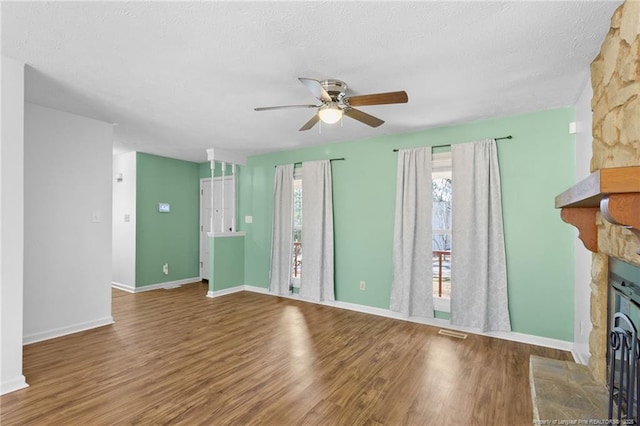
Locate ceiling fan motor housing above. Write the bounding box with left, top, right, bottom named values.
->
left=320, top=79, right=348, bottom=102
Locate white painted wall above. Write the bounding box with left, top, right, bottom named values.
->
left=112, top=152, right=136, bottom=288
left=23, top=103, right=114, bottom=344
left=573, top=79, right=594, bottom=365
left=1, top=56, right=28, bottom=394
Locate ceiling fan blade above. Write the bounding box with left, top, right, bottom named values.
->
left=254, top=104, right=318, bottom=111
left=345, top=91, right=408, bottom=107
left=298, top=78, right=332, bottom=102
left=344, top=108, right=385, bottom=128
left=299, top=114, right=320, bottom=131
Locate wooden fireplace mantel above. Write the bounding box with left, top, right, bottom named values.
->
left=555, top=166, right=640, bottom=253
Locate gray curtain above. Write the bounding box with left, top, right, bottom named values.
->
left=269, top=164, right=294, bottom=296
left=299, top=160, right=335, bottom=302
left=450, top=139, right=511, bottom=332
left=390, top=147, right=434, bottom=318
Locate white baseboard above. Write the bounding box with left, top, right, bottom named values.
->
left=206, top=285, right=271, bottom=298
left=328, top=298, right=406, bottom=320
left=112, top=277, right=201, bottom=294
left=1, top=375, right=29, bottom=395
left=23, top=316, right=114, bottom=345
left=486, top=331, right=573, bottom=352
left=236, top=286, right=573, bottom=353
left=206, top=286, right=245, bottom=298
left=571, top=344, right=591, bottom=365
left=243, top=285, right=271, bottom=295
left=111, top=281, right=136, bottom=293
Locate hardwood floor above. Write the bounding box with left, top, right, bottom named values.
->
left=1, top=282, right=571, bottom=425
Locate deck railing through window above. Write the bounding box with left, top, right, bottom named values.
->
left=292, top=244, right=449, bottom=294
left=293, top=241, right=302, bottom=277
left=433, top=250, right=451, bottom=298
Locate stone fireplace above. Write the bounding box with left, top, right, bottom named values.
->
left=529, top=3, right=639, bottom=421
left=587, top=0, right=639, bottom=384
left=558, top=1, right=640, bottom=384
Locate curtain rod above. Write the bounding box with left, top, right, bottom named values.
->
left=392, top=135, right=512, bottom=152
left=274, top=158, right=345, bottom=168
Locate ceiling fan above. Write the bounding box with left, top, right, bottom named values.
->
left=254, top=78, right=408, bottom=131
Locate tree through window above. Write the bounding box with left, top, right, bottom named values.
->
left=291, top=175, right=302, bottom=289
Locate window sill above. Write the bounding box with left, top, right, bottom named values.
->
left=207, top=231, right=246, bottom=238
left=433, top=296, right=450, bottom=313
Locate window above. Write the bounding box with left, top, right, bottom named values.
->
left=291, top=169, right=302, bottom=288
left=432, top=152, right=452, bottom=300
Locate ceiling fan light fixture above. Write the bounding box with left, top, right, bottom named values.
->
left=318, top=102, right=343, bottom=124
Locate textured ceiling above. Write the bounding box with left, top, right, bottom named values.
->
left=1, top=1, right=621, bottom=163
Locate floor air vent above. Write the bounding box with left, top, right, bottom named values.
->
left=438, top=329, right=468, bottom=339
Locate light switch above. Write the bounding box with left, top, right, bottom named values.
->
left=245, top=215, right=253, bottom=224
left=124, top=214, right=131, bottom=222
left=92, top=211, right=101, bottom=223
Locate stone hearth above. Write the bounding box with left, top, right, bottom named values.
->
left=530, top=356, right=608, bottom=422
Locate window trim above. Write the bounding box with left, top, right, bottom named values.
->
left=433, top=297, right=451, bottom=312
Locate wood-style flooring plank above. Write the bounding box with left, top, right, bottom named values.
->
left=0, top=282, right=572, bottom=425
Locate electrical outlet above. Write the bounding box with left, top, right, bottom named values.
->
left=359, top=281, right=366, bottom=290
left=163, top=263, right=169, bottom=275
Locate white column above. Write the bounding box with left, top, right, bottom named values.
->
left=231, top=164, right=237, bottom=232
left=1, top=56, right=28, bottom=394
left=221, top=162, right=226, bottom=232
left=209, top=159, right=215, bottom=233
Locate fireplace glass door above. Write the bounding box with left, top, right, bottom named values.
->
left=608, top=258, right=640, bottom=422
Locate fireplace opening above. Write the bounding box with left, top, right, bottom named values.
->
left=608, top=258, right=640, bottom=422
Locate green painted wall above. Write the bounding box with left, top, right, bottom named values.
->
left=136, top=152, right=200, bottom=287
left=238, top=108, right=575, bottom=341
left=435, top=311, right=450, bottom=320
left=210, top=236, right=245, bottom=291
left=199, top=162, right=211, bottom=179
